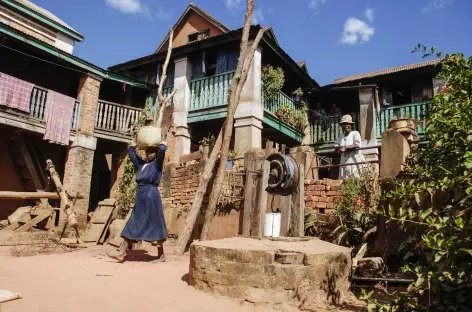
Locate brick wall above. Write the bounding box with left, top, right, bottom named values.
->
left=162, top=161, right=244, bottom=240
left=304, top=179, right=343, bottom=215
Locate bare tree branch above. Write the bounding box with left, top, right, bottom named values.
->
left=175, top=0, right=257, bottom=254
left=154, top=28, right=174, bottom=127
left=200, top=27, right=266, bottom=240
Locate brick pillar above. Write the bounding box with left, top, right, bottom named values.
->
left=172, top=57, right=192, bottom=161
left=234, top=48, right=263, bottom=154
left=63, top=75, right=101, bottom=228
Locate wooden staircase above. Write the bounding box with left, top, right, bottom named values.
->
left=1, top=206, right=53, bottom=233
left=5, top=132, right=48, bottom=206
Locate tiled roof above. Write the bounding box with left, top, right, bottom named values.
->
left=155, top=2, right=230, bottom=53
left=334, top=59, right=441, bottom=84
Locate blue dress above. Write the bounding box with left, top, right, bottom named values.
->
left=121, top=145, right=168, bottom=242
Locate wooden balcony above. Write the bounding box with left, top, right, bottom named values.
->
left=0, top=85, right=80, bottom=135
left=94, top=100, right=143, bottom=142
left=309, top=100, right=433, bottom=152
left=187, top=71, right=304, bottom=142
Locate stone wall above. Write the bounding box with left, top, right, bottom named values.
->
left=162, top=160, right=244, bottom=240
left=304, top=179, right=343, bottom=215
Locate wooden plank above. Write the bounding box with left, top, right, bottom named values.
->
left=83, top=204, right=115, bottom=243
left=253, top=160, right=270, bottom=238
left=15, top=210, right=51, bottom=232
left=108, top=208, right=133, bottom=247
left=280, top=195, right=292, bottom=236
left=242, top=151, right=259, bottom=236
left=0, top=222, right=19, bottom=232
left=289, top=164, right=305, bottom=237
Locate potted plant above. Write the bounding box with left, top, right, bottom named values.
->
left=293, top=109, right=309, bottom=132
left=275, top=103, right=294, bottom=123
left=227, top=149, right=239, bottom=169
left=293, top=87, right=304, bottom=102
left=199, top=134, right=216, bottom=155
left=388, top=110, right=417, bottom=131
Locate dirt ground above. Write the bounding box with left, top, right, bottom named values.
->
left=0, top=241, right=364, bottom=312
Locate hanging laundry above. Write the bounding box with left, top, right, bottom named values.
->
left=123, top=82, right=127, bottom=92
left=43, top=91, right=75, bottom=145
left=0, top=72, right=34, bottom=113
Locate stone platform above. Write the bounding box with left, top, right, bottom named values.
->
left=189, top=237, right=352, bottom=310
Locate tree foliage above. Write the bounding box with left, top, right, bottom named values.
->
left=365, top=47, right=472, bottom=311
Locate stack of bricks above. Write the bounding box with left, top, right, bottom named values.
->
left=167, top=163, right=202, bottom=211
left=304, top=179, right=343, bottom=214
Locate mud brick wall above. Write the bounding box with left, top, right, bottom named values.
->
left=162, top=162, right=244, bottom=240
left=304, top=179, right=343, bottom=214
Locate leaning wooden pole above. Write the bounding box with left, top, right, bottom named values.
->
left=175, top=0, right=257, bottom=254
left=200, top=27, right=266, bottom=240
left=46, top=159, right=78, bottom=229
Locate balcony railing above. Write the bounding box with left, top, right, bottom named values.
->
left=29, top=86, right=80, bottom=128
left=377, top=101, right=432, bottom=137
left=95, top=100, right=142, bottom=134
left=310, top=113, right=360, bottom=145
left=261, top=87, right=302, bottom=116
left=163, top=86, right=174, bottom=99
left=189, top=71, right=234, bottom=111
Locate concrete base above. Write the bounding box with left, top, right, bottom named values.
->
left=189, top=237, right=353, bottom=310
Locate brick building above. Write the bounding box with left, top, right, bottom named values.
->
left=0, top=0, right=155, bottom=227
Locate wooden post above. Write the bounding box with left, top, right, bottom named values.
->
left=280, top=194, right=291, bottom=236
left=242, top=149, right=265, bottom=236
left=289, top=164, right=304, bottom=237
left=46, top=160, right=78, bottom=229
left=253, top=160, right=269, bottom=237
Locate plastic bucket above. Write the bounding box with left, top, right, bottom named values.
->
left=264, top=213, right=281, bottom=237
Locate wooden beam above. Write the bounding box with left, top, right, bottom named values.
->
left=0, top=191, right=83, bottom=200
left=15, top=210, right=51, bottom=232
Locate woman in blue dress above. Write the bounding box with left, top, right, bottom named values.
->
left=107, top=140, right=168, bottom=263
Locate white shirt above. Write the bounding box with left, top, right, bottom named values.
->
left=335, top=130, right=366, bottom=179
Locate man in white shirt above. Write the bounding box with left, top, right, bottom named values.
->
left=334, top=115, right=366, bottom=180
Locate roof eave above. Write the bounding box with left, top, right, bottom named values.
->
left=1, top=0, right=84, bottom=42
left=0, top=24, right=154, bottom=89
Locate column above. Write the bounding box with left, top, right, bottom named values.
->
left=234, top=49, right=263, bottom=154
left=62, top=74, right=100, bottom=228
left=172, top=57, right=192, bottom=160
left=358, top=87, right=379, bottom=172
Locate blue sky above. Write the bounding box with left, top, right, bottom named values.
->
left=33, top=0, right=472, bottom=85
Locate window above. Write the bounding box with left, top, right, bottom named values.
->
left=188, top=29, right=210, bottom=43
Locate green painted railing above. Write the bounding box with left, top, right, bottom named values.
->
left=376, top=101, right=432, bottom=138
left=189, top=71, right=234, bottom=111
left=310, top=113, right=360, bottom=145
left=261, top=85, right=302, bottom=115
left=163, top=86, right=174, bottom=99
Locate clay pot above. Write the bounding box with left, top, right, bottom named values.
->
left=388, top=119, right=416, bottom=131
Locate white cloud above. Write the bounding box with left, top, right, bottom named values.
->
left=341, top=17, right=374, bottom=45
left=106, top=0, right=144, bottom=14
left=309, top=0, right=327, bottom=13
left=421, top=0, right=453, bottom=13
left=365, top=7, right=374, bottom=22
left=224, top=0, right=242, bottom=11
left=252, top=8, right=264, bottom=25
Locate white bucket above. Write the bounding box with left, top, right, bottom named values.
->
left=263, top=213, right=282, bottom=237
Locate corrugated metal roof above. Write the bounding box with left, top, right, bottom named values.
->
left=12, top=0, right=79, bottom=34
left=334, top=59, right=441, bottom=84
